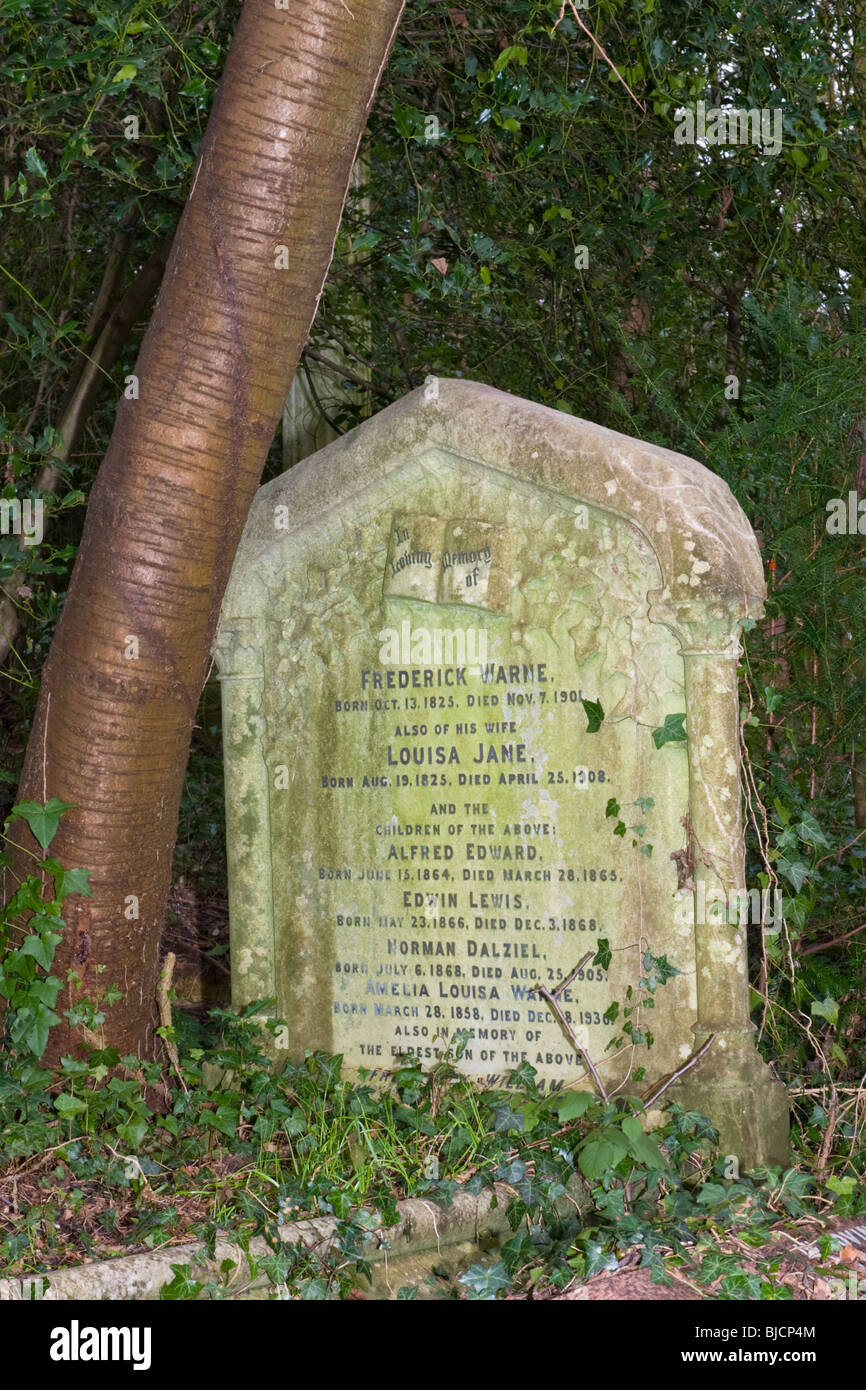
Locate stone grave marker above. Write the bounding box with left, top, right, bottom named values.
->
left=215, top=379, right=788, bottom=1167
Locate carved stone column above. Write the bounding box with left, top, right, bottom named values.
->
left=653, top=599, right=789, bottom=1168
left=214, top=617, right=277, bottom=1018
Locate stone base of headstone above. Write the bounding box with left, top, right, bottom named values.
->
left=674, top=1027, right=789, bottom=1170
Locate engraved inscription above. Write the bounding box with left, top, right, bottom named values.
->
left=256, top=453, right=695, bottom=1092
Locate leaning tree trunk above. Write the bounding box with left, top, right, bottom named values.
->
left=7, top=0, right=404, bottom=1062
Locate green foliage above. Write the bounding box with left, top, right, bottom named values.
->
left=652, top=713, right=687, bottom=749
left=0, top=800, right=90, bottom=1057
left=640, top=951, right=681, bottom=994
left=7, top=798, right=76, bottom=849
left=2, top=1000, right=854, bottom=1299
left=458, top=1261, right=511, bottom=1299
left=580, top=697, right=604, bottom=733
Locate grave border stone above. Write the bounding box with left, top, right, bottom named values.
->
left=215, top=379, right=789, bottom=1169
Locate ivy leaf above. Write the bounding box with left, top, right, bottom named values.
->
left=777, top=858, right=808, bottom=892
left=697, top=1250, right=743, bottom=1284
left=54, top=1092, right=88, bottom=1116
left=796, top=812, right=830, bottom=849
left=117, top=1115, right=149, bottom=1149
left=202, top=1105, right=240, bottom=1138
left=696, top=1182, right=729, bottom=1207
left=652, top=713, right=687, bottom=748
left=60, top=1055, right=90, bottom=1074
left=42, top=859, right=92, bottom=900
left=160, top=1264, right=203, bottom=1300
left=720, top=1271, right=763, bottom=1299
left=580, top=697, right=604, bottom=733
left=593, top=1186, right=627, bottom=1220
left=18, top=932, right=61, bottom=970
left=640, top=951, right=681, bottom=992
left=593, top=938, right=612, bottom=971
left=6, top=799, right=76, bottom=850
left=491, top=1101, right=525, bottom=1133
left=501, top=1231, right=537, bottom=1271
left=283, top=1107, right=307, bottom=1138
left=459, top=1261, right=512, bottom=1299
left=581, top=1240, right=618, bottom=1278
left=496, top=1158, right=527, bottom=1185
left=10, top=1003, right=61, bottom=1057
left=29, top=976, right=61, bottom=1006
left=506, top=1060, right=540, bottom=1092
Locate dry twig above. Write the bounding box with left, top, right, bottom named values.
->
left=532, top=951, right=609, bottom=1101
left=641, top=1034, right=716, bottom=1107
left=157, top=952, right=188, bottom=1094
left=554, top=1, right=646, bottom=112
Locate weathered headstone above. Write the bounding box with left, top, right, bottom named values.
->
left=216, top=379, right=788, bottom=1168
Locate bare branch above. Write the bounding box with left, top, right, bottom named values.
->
left=554, top=1, right=646, bottom=113
left=532, top=954, right=609, bottom=1101
left=641, top=1034, right=716, bottom=1107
